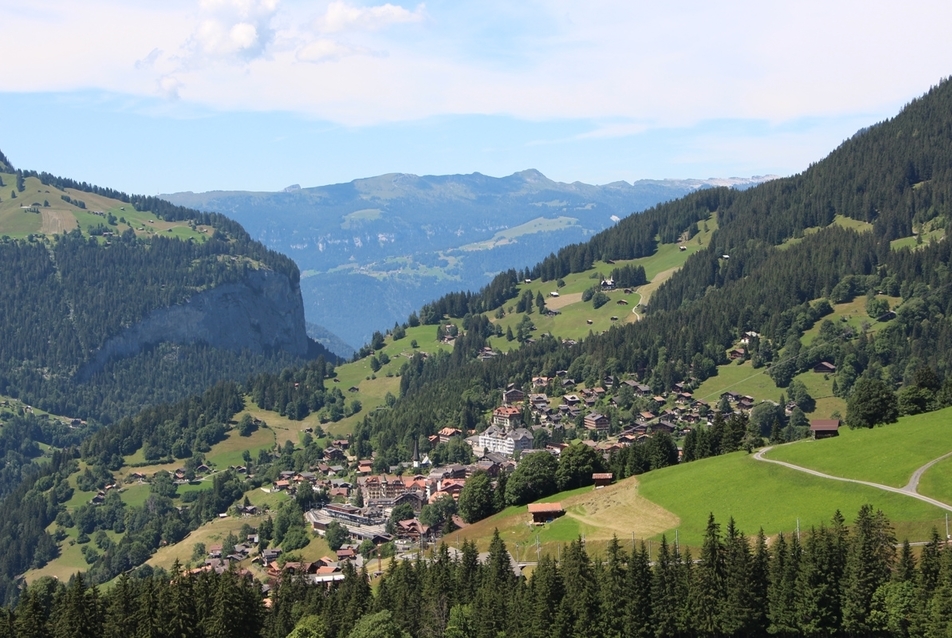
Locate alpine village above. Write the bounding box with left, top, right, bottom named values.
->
left=7, top=77, right=952, bottom=638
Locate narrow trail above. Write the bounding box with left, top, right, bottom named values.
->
left=753, top=446, right=952, bottom=514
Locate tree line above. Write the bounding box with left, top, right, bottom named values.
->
left=4, top=506, right=947, bottom=638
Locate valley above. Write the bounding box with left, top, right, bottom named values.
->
left=3, top=76, right=952, bottom=638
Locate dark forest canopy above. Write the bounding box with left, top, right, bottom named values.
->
left=3, top=507, right=950, bottom=638
left=0, top=163, right=338, bottom=422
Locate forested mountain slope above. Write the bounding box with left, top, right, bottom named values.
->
left=348, top=77, right=952, bottom=463
left=166, top=171, right=771, bottom=348
left=0, top=156, right=334, bottom=422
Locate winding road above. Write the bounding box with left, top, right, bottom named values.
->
left=753, top=446, right=952, bottom=514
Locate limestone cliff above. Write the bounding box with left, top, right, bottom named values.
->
left=78, top=268, right=309, bottom=379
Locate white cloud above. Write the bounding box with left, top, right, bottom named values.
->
left=318, top=1, right=426, bottom=33
left=2, top=0, right=952, bottom=133
left=296, top=39, right=373, bottom=63
left=186, top=0, right=279, bottom=61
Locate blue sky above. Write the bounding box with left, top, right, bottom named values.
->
left=2, top=1, right=951, bottom=194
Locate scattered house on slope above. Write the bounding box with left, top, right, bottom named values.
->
left=813, top=361, right=837, bottom=374
left=528, top=502, right=564, bottom=525
left=583, top=412, right=610, bottom=433
left=492, top=406, right=522, bottom=429
left=810, top=419, right=841, bottom=439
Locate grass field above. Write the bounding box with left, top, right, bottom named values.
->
left=918, top=455, right=952, bottom=504
left=0, top=174, right=209, bottom=240
left=481, top=216, right=717, bottom=348
left=693, top=360, right=786, bottom=404
left=800, top=295, right=901, bottom=346
left=455, top=478, right=680, bottom=559
left=459, top=216, right=580, bottom=251
left=765, top=407, right=952, bottom=488
left=638, top=450, right=948, bottom=547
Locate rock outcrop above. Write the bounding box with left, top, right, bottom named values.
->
left=78, top=268, right=309, bottom=379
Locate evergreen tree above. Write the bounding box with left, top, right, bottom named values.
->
left=841, top=505, right=896, bottom=635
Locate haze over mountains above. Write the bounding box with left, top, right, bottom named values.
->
left=166, top=171, right=774, bottom=352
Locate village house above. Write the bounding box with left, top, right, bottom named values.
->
left=810, top=419, right=841, bottom=439
left=477, top=426, right=533, bottom=457
left=528, top=502, right=564, bottom=524
left=583, top=412, right=610, bottom=433
left=502, top=386, right=526, bottom=405
left=492, top=405, right=522, bottom=429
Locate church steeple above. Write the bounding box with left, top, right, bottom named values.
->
left=412, top=437, right=420, bottom=469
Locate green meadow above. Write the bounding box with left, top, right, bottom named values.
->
left=765, top=407, right=952, bottom=488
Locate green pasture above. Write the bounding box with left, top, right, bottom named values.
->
left=765, top=407, right=952, bottom=488
left=918, top=455, right=952, bottom=504
left=638, top=450, right=948, bottom=547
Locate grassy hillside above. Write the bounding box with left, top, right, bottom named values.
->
left=637, top=451, right=945, bottom=548
left=454, top=408, right=952, bottom=555
left=0, top=170, right=210, bottom=240
left=765, top=407, right=952, bottom=489
left=484, top=215, right=717, bottom=349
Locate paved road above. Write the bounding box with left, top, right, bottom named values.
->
left=753, top=446, right=952, bottom=514
left=902, top=450, right=952, bottom=493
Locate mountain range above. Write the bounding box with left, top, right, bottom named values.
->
left=165, top=172, right=774, bottom=351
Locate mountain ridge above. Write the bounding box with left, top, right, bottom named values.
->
left=165, top=170, right=775, bottom=348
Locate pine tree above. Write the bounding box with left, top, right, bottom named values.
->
left=526, top=554, right=562, bottom=638
left=16, top=589, right=51, bottom=638
left=103, top=575, right=139, bottom=638
left=555, top=538, right=597, bottom=638
left=841, top=505, right=896, bottom=635
left=597, top=537, right=627, bottom=638
left=651, top=537, right=679, bottom=638
left=624, top=542, right=653, bottom=638
left=767, top=532, right=800, bottom=635
left=690, top=514, right=724, bottom=636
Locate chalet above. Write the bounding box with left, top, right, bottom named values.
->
left=592, top=472, right=614, bottom=487
left=583, top=412, right=610, bottom=433
left=616, top=299, right=628, bottom=305
left=639, top=411, right=656, bottom=422
left=336, top=548, right=357, bottom=561
left=600, top=278, right=615, bottom=289
left=324, top=448, right=346, bottom=462
left=395, top=518, right=432, bottom=541
left=528, top=502, right=564, bottom=524
left=562, top=394, right=581, bottom=406
left=502, top=388, right=526, bottom=405
left=810, top=419, right=841, bottom=439
left=532, top=376, right=550, bottom=388
left=393, top=491, right=427, bottom=513
left=653, top=421, right=677, bottom=434
left=438, top=427, right=463, bottom=443
left=813, top=362, right=837, bottom=374
left=492, top=406, right=522, bottom=429
left=729, top=348, right=746, bottom=360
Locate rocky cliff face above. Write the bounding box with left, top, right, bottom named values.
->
left=78, top=268, right=309, bottom=379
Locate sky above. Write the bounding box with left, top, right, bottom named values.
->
left=2, top=0, right=952, bottom=194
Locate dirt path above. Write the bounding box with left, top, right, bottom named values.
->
left=753, top=446, right=952, bottom=513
